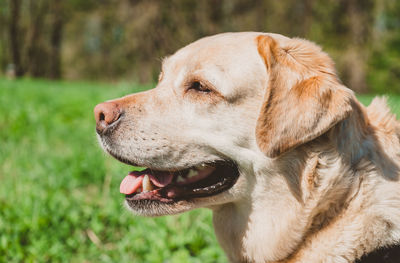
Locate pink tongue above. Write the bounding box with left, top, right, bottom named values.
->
left=119, top=169, right=174, bottom=194
left=120, top=174, right=144, bottom=194
left=148, top=172, right=173, bottom=187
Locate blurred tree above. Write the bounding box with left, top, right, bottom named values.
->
left=8, top=0, right=24, bottom=76
left=49, top=0, right=64, bottom=79
left=0, top=0, right=399, bottom=93
left=0, top=1, right=9, bottom=74
left=26, top=0, right=49, bottom=77
left=341, top=0, right=374, bottom=93
left=368, top=0, right=400, bottom=93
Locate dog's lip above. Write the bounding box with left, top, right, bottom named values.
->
left=105, top=150, right=192, bottom=172
left=107, top=150, right=225, bottom=174
left=123, top=161, right=240, bottom=203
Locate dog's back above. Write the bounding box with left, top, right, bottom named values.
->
left=367, top=97, right=400, bottom=138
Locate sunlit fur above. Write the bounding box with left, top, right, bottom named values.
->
left=98, top=32, right=400, bottom=263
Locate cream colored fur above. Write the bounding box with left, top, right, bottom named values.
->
left=97, top=32, right=400, bottom=263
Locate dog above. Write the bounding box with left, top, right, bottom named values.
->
left=94, top=32, right=400, bottom=263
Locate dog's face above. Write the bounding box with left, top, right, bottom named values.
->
left=94, top=32, right=353, bottom=216
left=95, top=33, right=267, bottom=216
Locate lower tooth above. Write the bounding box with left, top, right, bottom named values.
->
left=142, top=175, right=153, bottom=192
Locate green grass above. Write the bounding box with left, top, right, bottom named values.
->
left=0, top=78, right=399, bottom=263
left=0, top=78, right=226, bottom=263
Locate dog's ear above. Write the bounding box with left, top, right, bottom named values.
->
left=255, top=35, right=354, bottom=158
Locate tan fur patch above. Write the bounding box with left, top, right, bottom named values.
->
left=255, top=35, right=354, bottom=158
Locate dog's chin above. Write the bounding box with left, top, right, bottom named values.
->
left=123, top=186, right=242, bottom=216
left=123, top=199, right=197, bottom=216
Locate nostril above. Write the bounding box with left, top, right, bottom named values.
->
left=99, top=112, right=105, bottom=121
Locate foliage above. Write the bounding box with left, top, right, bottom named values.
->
left=367, top=0, right=400, bottom=93
left=0, top=78, right=226, bottom=263
left=0, top=0, right=399, bottom=93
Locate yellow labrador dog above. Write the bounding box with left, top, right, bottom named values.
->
left=94, top=32, right=400, bottom=263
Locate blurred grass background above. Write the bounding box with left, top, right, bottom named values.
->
left=1, top=0, right=400, bottom=262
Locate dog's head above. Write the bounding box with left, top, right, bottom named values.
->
left=94, top=32, right=354, bottom=216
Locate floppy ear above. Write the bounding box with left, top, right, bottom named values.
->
left=255, top=35, right=354, bottom=158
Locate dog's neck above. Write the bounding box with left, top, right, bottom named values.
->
left=213, top=151, right=360, bottom=263
left=212, top=102, right=382, bottom=263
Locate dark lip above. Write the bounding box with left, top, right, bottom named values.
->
left=125, top=161, right=240, bottom=203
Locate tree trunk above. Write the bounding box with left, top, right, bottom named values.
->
left=49, top=0, right=64, bottom=79
left=26, top=0, right=48, bottom=77
left=9, top=0, right=24, bottom=77
left=343, top=0, right=370, bottom=93
left=302, top=0, right=314, bottom=37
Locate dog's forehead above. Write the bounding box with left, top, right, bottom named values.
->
left=165, top=32, right=290, bottom=66
left=162, top=32, right=267, bottom=96
left=168, top=33, right=259, bottom=68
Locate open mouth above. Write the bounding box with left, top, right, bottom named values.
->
left=120, top=162, right=240, bottom=203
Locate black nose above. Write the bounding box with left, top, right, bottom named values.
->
left=94, top=102, right=121, bottom=134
